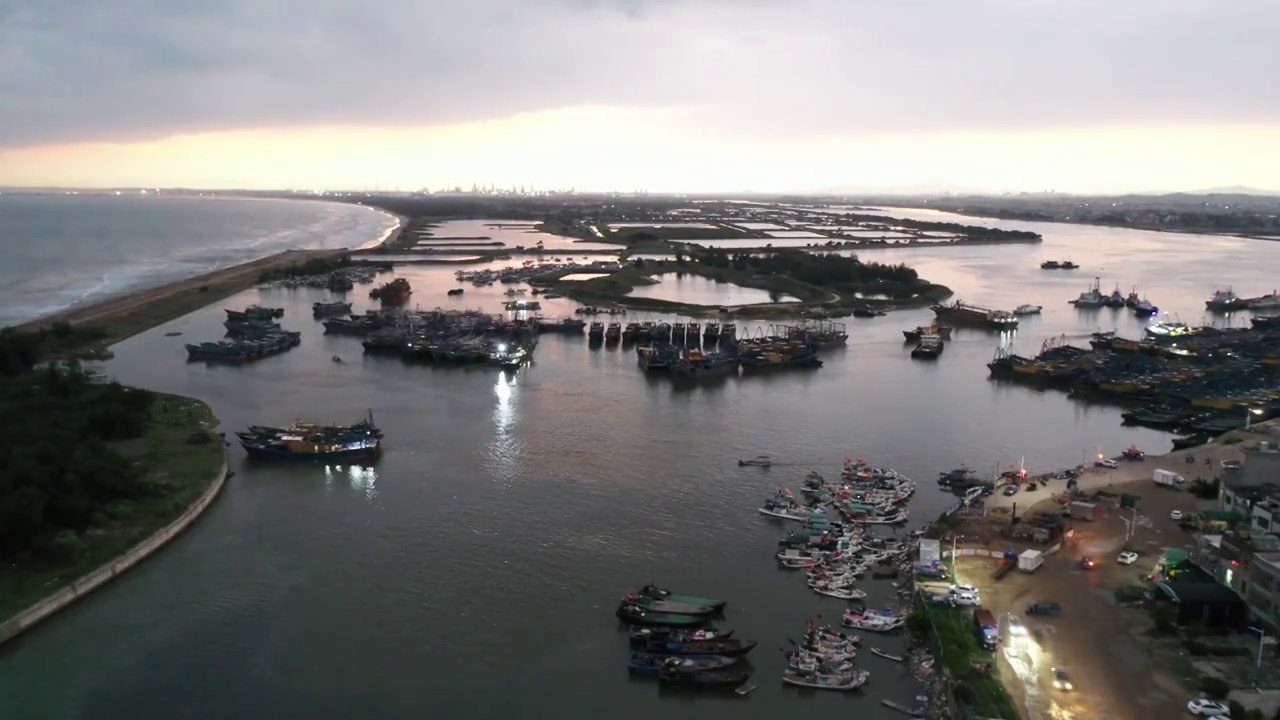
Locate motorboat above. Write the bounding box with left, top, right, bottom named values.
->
left=738, top=455, right=772, bottom=468
left=629, top=627, right=733, bottom=647
left=1013, top=304, right=1042, bottom=316
left=812, top=585, right=867, bottom=601
left=636, top=584, right=727, bottom=611
left=622, top=593, right=718, bottom=616
left=787, top=651, right=855, bottom=674
left=629, top=653, right=739, bottom=675
left=1145, top=316, right=1193, bottom=340
left=1070, top=278, right=1105, bottom=308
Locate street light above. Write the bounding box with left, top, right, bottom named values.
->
left=1246, top=407, right=1265, bottom=430
left=1249, top=622, right=1269, bottom=681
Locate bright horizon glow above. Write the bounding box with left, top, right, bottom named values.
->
left=0, top=106, right=1276, bottom=195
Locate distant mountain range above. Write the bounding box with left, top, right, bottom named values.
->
left=1191, top=186, right=1280, bottom=197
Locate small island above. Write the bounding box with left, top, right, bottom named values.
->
left=533, top=247, right=951, bottom=318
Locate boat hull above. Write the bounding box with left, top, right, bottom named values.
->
left=239, top=443, right=380, bottom=462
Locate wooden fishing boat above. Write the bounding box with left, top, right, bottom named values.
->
left=871, top=647, right=904, bottom=662
left=623, top=593, right=718, bottom=616
left=637, top=584, right=727, bottom=612
left=628, top=653, right=738, bottom=676
left=782, top=668, right=869, bottom=691
left=616, top=604, right=707, bottom=627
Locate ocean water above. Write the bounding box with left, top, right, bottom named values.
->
left=0, top=194, right=398, bottom=327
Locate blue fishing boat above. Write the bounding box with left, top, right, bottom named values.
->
left=237, top=411, right=382, bottom=462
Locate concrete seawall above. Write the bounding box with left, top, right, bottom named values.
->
left=0, top=451, right=230, bottom=648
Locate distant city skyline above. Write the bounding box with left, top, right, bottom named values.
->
left=2, top=1, right=1278, bottom=192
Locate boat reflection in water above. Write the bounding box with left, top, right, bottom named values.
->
left=324, top=464, right=379, bottom=500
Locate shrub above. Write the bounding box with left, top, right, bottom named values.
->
left=51, top=530, right=87, bottom=563
left=1228, top=700, right=1246, bottom=719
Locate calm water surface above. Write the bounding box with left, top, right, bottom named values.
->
left=627, top=273, right=798, bottom=305
left=3, top=209, right=1278, bottom=719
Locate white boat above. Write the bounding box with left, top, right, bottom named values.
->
left=1013, top=304, right=1042, bottom=316
left=849, top=509, right=909, bottom=525
left=789, top=653, right=855, bottom=674
left=781, top=557, right=821, bottom=569
left=842, top=611, right=907, bottom=632
left=1070, top=278, right=1105, bottom=308
left=813, top=586, right=867, bottom=601
left=739, top=455, right=773, bottom=467
left=777, top=547, right=825, bottom=562
left=1145, top=317, right=1193, bottom=339
left=870, top=647, right=904, bottom=662
left=782, top=668, right=870, bottom=691
left=1248, top=291, right=1280, bottom=309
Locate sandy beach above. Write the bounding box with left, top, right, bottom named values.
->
left=10, top=207, right=406, bottom=346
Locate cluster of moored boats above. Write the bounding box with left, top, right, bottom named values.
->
left=236, top=411, right=383, bottom=461
left=259, top=264, right=383, bottom=292
left=758, top=460, right=913, bottom=526
left=186, top=305, right=302, bottom=362
left=1069, top=278, right=1159, bottom=315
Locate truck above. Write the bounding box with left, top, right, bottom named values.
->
left=1153, top=469, right=1185, bottom=489
left=1068, top=500, right=1101, bottom=520
left=973, top=608, right=999, bottom=650
left=1018, top=549, right=1044, bottom=573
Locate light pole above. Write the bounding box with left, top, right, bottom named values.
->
left=951, top=534, right=964, bottom=581
left=1246, top=407, right=1265, bottom=430
left=1249, top=625, right=1268, bottom=687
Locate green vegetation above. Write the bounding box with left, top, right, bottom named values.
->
left=0, top=368, right=224, bottom=623
left=535, top=247, right=949, bottom=319
left=1189, top=477, right=1221, bottom=499
left=256, top=253, right=353, bottom=283
left=0, top=323, right=110, bottom=374
left=912, top=601, right=1020, bottom=720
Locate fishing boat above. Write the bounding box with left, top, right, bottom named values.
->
left=237, top=411, right=382, bottom=461
left=629, top=627, right=733, bottom=647
left=870, top=648, right=904, bottom=662
left=637, top=584, right=728, bottom=612
left=1145, top=316, right=1193, bottom=340
left=588, top=321, right=605, bottom=341
left=225, top=305, right=284, bottom=320
left=910, top=334, right=943, bottom=360
left=1061, top=260, right=1079, bottom=269
left=312, top=300, right=353, bottom=317
left=628, top=653, right=739, bottom=676
left=902, top=325, right=952, bottom=342
left=446, top=287, right=464, bottom=296
left=1133, top=298, right=1158, bottom=316
left=616, top=604, right=707, bottom=627
left=671, top=350, right=738, bottom=379
left=658, top=663, right=754, bottom=689
left=787, top=651, right=855, bottom=674
left=738, top=455, right=772, bottom=467
left=1103, top=285, right=1127, bottom=308
left=1070, top=278, right=1105, bottom=308
left=812, top=586, right=867, bottom=601
left=640, top=638, right=758, bottom=658
left=931, top=301, right=1018, bottom=330
left=782, top=668, right=869, bottom=691
left=1206, top=288, right=1247, bottom=312
left=1040, top=260, right=1061, bottom=269
left=842, top=610, right=906, bottom=632
left=1013, top=304, right=1042, bottom=316
left=623, top=593, right=718, bottom=616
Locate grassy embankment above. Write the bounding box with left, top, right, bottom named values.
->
left=912, top=599, right=1022, bottom=720
left=0, top=394, right=225, bottom=624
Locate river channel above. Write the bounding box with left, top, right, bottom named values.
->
left=2, top=210, right=1278, bottom=719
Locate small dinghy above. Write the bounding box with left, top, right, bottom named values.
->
left=782, top=557, right=821, bottom=569
left=623, top=592, right=718, bottom=616
left=871, top=648, right=904, bottom=662
left=616, top=604, right=708, bottom=627
left=628, top=653, right=738, bottom=676
left=738, top=455, right=773, bottom=467
left=629, top=627, right=733, bottom=647
left=637, top=583, right=727, bottom=611
left=782, top=668, right=870, bottom=691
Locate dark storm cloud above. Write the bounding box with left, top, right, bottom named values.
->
left=0, top=0, right=1276, bottom=148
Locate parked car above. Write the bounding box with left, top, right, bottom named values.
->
left=1027, top=601, right=1062, bottom=616
left=1051, top=667, right=1073, bottom=691
left=1117, top=551, right=1139, bottom=565
left=1003, top=485, right=1018, bottom=496
left=951, top=592, right=981, bottom=606
left=950, top=584, right=980, bottom=595
left=1170, top=510, right=1184, bottom=521
left=1186, top=698, right=1230, bottom=716
left=1095, top=458, right=1119, bottom=469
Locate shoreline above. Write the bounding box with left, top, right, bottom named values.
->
left=9, top=200, right=405, bottom=346
left=0, top=396, right=229, bottom=649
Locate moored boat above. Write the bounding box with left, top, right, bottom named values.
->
left=623, top=593, right=719, bottom=616
left=1070, top=278, right=1105, bottom=308
left=782, top=668, right=869, bottom=691
left=641, top=638, right=758, bottom=658
left=1013, top=304, right=1042, bottom=316
left=629, top=653, right=739, bottom=676
left=1206, top=288, right=1247, bottom=312
left=637, top=583, right=728, bottom=611
left=1133, top=298, right=1158, bottom=316
left=658, top=663, right=754, bottom=689
left=616, top=603, right=708, bottom=627
left=237, top=411, right=382, bottom=462
left=629, top=626, right=733, bottom=647
left=910, top=334, right=943, bottom=360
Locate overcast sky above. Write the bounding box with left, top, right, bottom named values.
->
left=1, top=0, right=1277, bottom=191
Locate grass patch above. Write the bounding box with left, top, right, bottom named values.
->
left=914, top=602, right=1021, bottom=720
left=0, top=394, right=225, bottom=624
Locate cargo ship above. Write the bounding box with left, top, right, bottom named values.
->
left=931, top=301, right=1019, bottom=331
left=237, top=411, right=382, bottom=462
